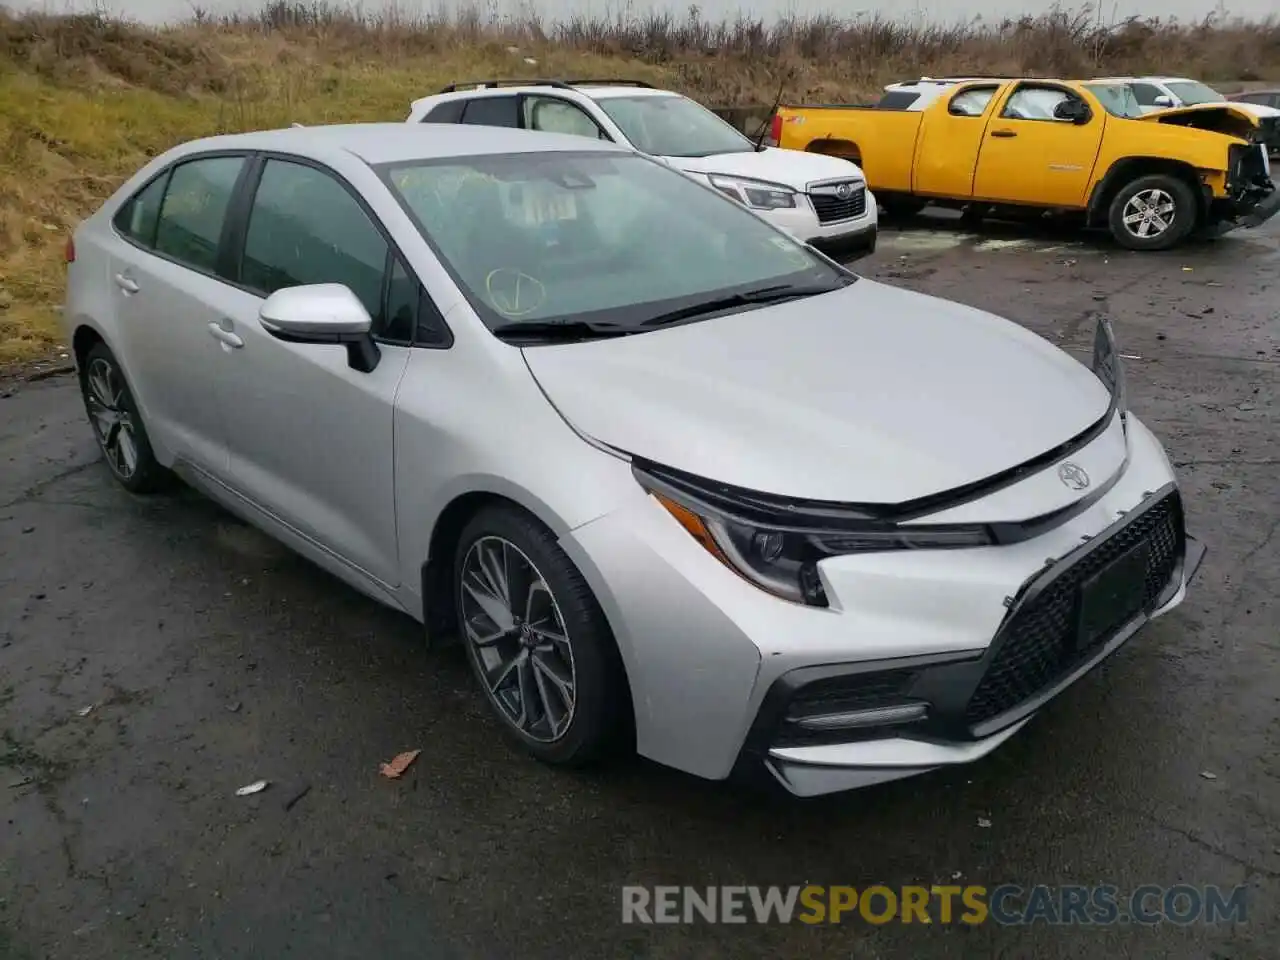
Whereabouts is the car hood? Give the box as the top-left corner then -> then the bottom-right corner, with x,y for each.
522,280 -> 1113,504
666,147 -> 866,190
1141,103 -> 1263,138
1228,101 -> 1280,117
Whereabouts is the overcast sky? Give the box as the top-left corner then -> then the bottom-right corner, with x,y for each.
4,0 -> 1268,25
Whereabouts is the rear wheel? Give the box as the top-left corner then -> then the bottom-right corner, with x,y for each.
79,342 -> 171,494
1107,174 -> 1196,251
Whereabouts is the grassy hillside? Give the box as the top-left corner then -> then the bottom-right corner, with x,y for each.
2,2 -> 1279,368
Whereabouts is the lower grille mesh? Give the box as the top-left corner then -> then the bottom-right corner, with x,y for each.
965,492 -> 1183,727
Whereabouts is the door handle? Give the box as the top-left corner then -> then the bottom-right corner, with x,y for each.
207,321 -> 244,349
990,129 -> 1017,138
114,273 -> 139,294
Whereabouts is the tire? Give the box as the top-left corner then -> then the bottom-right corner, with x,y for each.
1107,174 -> 1197,251
453,504 -> 629,767
79,342 -> 172,494
879,195 -> 927,219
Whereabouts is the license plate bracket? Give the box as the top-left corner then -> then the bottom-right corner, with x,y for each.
1076,541 -> 1151,652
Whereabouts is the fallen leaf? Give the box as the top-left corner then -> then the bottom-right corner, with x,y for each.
379,749 -> 422,779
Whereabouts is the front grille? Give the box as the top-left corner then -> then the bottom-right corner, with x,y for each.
809,185 -> 867,224
964,492 -> 1184,728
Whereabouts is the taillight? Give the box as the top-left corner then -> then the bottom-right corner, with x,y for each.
769,113 -> 782,145
64,235 -> 76,264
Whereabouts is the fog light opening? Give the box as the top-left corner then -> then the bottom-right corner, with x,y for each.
790,701 -> 930,732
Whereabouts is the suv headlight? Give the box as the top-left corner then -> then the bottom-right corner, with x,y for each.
707,174 -> 798,210
634,466 -> 993,607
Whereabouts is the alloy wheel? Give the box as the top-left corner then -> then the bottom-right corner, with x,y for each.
1121,188 -> 1176,239
84,356 -> 139,481
459,535 -> 577,743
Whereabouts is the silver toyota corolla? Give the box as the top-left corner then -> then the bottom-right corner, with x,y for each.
62,123 -> 1205,797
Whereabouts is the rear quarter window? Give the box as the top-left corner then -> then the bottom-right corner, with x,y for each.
112,171 -> 170,247
422,100 -> 465,123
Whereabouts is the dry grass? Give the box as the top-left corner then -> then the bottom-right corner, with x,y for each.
2,2 -> 1279,367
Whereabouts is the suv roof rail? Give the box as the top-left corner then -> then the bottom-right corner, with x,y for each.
900,75 -> 1009,84
561,78 -> 655,88
437,78 -> 575,93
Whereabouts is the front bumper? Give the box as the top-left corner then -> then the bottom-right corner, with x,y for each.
758,187 -> 879,261
752,494 -> 1204,797
561,413 -> 1201,796
1216,141 -> 1279,229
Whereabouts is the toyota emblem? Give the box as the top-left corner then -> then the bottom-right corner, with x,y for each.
1057,462 -> 1091,491
835,183 -> 853,200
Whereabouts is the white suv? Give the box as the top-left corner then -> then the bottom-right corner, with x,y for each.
406,79 -> 878,260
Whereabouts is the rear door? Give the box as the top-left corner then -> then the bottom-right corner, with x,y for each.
912,83 -> 1002,198
105,152 -> 250,475
971,83 -> 1105,208
210,154 -> 415,587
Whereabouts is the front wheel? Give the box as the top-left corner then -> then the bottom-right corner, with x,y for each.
453,504 -> 629,767
1107,174 -> 1197,251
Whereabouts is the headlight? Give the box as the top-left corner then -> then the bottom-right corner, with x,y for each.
1091,316 -> 1128,418
635,467 -> 994,607
707,174 -> 798,210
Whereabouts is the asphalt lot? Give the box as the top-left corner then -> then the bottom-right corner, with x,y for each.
2,212 -> 1278,959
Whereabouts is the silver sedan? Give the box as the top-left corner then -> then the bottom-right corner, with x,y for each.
61,123 -> 1204,796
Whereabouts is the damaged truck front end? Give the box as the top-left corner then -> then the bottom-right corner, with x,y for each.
1147,105 -> 1279,230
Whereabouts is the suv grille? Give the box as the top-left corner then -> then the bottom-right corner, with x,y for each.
809,185 -> 867,224
964,491 -> 1184,728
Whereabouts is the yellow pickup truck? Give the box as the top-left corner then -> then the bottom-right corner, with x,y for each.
769,77 -> 1278,250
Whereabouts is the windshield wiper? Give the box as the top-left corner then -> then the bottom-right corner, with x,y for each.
640,283 -> 846,328
490,320 -> 636,343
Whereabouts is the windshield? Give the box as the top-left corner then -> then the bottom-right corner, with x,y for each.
379,152 -> 851,338
1083,83 -> 1145,119
595,94 -> 756,158
1166,81 -> 1226,105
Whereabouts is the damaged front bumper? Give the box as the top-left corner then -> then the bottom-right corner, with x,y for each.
1213,141 -> 1279,229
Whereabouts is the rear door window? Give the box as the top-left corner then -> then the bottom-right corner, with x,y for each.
948,87 -> 998,117
152,156 -> 245,273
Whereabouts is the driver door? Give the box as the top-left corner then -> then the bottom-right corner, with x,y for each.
210,156 -> 411,587
971,83 -> 1105,208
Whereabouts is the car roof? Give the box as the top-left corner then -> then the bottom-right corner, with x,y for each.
165,122 -> 633,165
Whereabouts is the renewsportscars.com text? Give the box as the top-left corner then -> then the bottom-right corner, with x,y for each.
621,884 -> 1249,926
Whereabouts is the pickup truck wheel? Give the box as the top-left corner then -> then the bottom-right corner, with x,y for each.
1108,175 -> 1196,251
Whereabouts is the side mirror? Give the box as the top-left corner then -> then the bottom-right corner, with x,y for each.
1153,95 -> 1175,108
259,283 -> 380,373
1053,99 -> 1090,124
